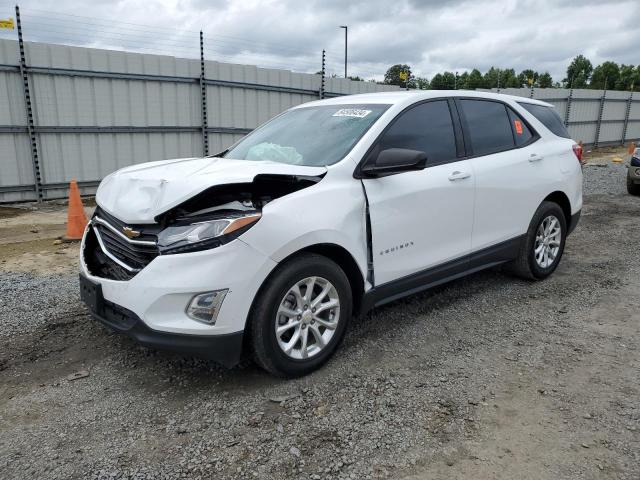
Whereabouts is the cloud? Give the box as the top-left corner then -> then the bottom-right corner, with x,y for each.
0,0 -> 637,82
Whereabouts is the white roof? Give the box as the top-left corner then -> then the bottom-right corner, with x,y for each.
297,90 -> 553,109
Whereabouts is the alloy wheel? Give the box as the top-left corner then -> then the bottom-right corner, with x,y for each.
275,276 -> 340,360
534,215 -> 561,268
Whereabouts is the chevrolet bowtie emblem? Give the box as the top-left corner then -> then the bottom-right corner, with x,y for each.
122,226 -> 141,239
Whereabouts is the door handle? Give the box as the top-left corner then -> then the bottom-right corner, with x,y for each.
529,153 -> 544,162
448,171 -> 471,181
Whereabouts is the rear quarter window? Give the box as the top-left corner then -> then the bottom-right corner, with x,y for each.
518,103 -> 571,139
506,108 -> 534,147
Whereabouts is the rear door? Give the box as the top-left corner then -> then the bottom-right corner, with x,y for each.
361,99 -> 475,285
456,98 -> 549,252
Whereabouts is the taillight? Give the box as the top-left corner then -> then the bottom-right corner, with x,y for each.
572,143 -> 583,164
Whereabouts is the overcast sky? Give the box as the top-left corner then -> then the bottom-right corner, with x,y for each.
0,0 -> 638,82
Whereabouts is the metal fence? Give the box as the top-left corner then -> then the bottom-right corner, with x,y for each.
4,21 -> 639,205
482,87 -> 640,148
0,36 -> 398,203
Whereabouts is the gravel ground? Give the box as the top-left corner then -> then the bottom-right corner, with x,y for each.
0,272 -> 79,338
582,163 -> 629,196
0,162 -> 638,480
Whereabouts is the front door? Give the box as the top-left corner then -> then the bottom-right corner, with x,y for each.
361,99 -> 475,286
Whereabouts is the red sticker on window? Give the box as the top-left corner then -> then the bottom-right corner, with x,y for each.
514,120 -> 523,135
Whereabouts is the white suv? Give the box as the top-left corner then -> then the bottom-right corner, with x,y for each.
79,91 -> 583,377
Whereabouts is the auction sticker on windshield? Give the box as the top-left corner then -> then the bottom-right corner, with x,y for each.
333,109 -> 372,118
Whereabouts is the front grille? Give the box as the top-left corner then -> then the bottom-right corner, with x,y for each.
93,223 -> 158,271
83,208 -> 160,280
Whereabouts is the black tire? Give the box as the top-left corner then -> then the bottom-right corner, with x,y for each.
627,175 -> 640,195
506,201 -> 567,280
249,253 -> 352,378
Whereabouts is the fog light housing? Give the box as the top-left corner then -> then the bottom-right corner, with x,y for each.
186,290 -> 228,324
635,168 -> 640,176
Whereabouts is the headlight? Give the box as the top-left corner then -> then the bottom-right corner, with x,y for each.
158,213 -> 261,254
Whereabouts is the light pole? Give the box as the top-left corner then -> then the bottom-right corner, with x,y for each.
339,25 -> 347,78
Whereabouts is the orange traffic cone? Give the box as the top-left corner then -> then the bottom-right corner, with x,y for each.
64,179 -> 88,241
628,142 -> 636,155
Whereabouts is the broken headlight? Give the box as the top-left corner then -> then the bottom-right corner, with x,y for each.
158,213 -> 261,254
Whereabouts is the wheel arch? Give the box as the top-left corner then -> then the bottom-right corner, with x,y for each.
242,242 -> 366,361
543,191 -> 571,224
248,243 -> 366,329
295,243 -> 365,316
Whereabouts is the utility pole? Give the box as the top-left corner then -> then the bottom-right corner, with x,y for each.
594,77 -> 607,148
16,5 -> 43,202
199,30 -> 209,156
319,49 -> 326,99
529,77 -> 534,98
339,25 -> 347,78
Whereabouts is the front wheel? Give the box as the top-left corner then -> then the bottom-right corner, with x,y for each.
249,253 -> 352,377
507,201 -> 567,280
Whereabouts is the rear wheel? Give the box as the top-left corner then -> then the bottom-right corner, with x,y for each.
627,174 -> 640,195
249,253 -> 352,377
507,201 -> 567,280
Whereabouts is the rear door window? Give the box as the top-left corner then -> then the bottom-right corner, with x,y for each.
375,100 -> 457,164
459,99 -> 515,156
518,103 -> 571,138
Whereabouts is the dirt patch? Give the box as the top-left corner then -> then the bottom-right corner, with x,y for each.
0,238 -> 80,274
0,203 -> 91,274
0,206 -> 28,219
583,144 -> 629,165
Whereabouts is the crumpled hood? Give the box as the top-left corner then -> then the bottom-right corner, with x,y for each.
96,157 -> 326,224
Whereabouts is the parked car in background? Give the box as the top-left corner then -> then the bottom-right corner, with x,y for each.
79,91 -> 583,377
628,147 -> 640,195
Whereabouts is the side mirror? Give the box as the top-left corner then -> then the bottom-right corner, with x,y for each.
361,148 -> 428,177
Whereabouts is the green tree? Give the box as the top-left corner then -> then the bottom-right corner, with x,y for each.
615,64 -> 637,91
457,71 -> 469,90
590,61 -> 619,90
466,69 -> 485,89
564,55 -> 592,88
430,71 -> 456,89
518,69 -> 539,87
538,72 -> 553,88
484,67 -> 501,88
347,75 -> 364,82
413,76 -> 430,90
384,64 -> 412,87
499,68 -> 520,88
429,73 -> 445,89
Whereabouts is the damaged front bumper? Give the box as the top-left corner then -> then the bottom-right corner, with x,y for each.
79,227 -> 277,365
79,158 -> 325,364
80,274 -> 244,367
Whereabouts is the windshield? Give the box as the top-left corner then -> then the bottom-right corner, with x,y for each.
223,104 -> 390,166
